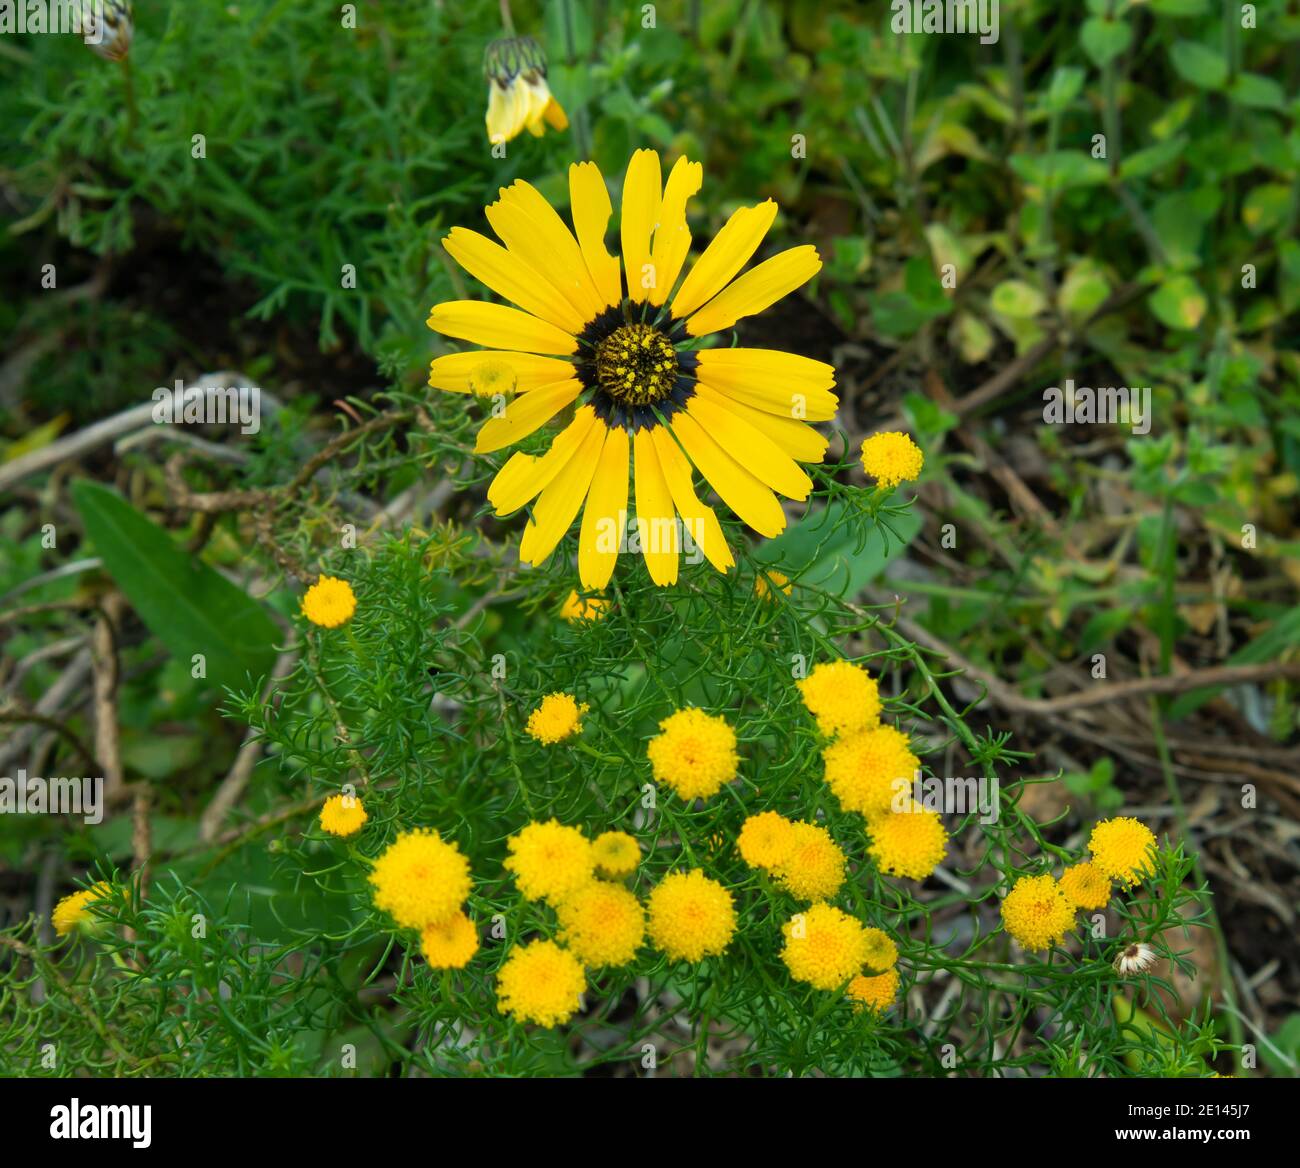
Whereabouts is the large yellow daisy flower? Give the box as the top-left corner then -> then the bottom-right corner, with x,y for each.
427,150 -> 837,588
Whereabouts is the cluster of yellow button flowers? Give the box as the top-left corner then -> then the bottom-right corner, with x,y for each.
1000,817 -> 1159,952
736,811 -> 901,1013
367,828 -> 479,970
495,819 -> 738,1027
799,660 -> 948,882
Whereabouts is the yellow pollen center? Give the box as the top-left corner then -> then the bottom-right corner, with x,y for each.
594,323 -> 677,406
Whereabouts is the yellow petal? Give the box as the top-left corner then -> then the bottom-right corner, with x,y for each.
487,181 -> 605,323
633,428 -> 680,585
523,77 -> 552,130
694,348 -> 838,419
519,419 -> 607,567
648,157 -> 703,307
692,382 -> 828,463
684,392 -> 811,500
442,229 -> 586,334
544,96 -> 568,131
569,161 -> 622,308
670,200 -> 777,320
620,149 -> 662,305
428,350 -> 575,394
649,426 -> 735,572
485,81 -> 512,144
685,245 -> 821,337
427,301 -> 577,355
474,379 -> 581,454
578,425 -> 630,589
489,407 -> 598,515
668,411 -> 788,538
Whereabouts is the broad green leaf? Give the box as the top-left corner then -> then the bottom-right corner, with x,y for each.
1169,41 -> 1228,89
1242,183 -> 1294,236
1148,276 -> 1207,331
1119,135 -> 1188,180
1009,150 -> 1109,195
1230,73 -> 1286,110
72,481 -> 280,697
1081,18 -> 1132,68
991,279 -> 1047,318
759,503 -> 922,601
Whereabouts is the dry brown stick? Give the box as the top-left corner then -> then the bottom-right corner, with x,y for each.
871,598 -> 1300,716
90,593 -> 125,802
925,368 -> 1061,536
198,650 -> 299,842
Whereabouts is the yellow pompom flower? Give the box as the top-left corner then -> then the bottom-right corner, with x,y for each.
420,910 -> 479,969
319,793 -> 367,837
301,574 -> 356,628
780,903 -> 870,991
848,968 -> 900,1015
821,724 -> 918,818
797,660 -> 882,737
556,882 -> 645,967
1059,861 -> 1112,910
736,810 -> 797,871
646,870 -> 736,962
496,939 -> 586,1029
754,569 -> 792,601
504,819 -> 595,903
646,707 -> 739,801
1088,817 -> 1158,886
772,821 -> 846,901
426,150 -> 836,588
51,882 -> 116,936
559,590 -> 609,623
866,801 -> 948,881
368,828 -> 472,930
860,431 -> 923,488
861,927 -> 899,974
1000,873 -> 1077,951
592,830 -> 640,878
525,692 -> 588,744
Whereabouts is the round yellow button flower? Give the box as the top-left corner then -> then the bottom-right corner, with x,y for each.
780,903 -> 870,991
556,882 -> 645,967
866,801 -> 948,881
848,967 -> 900,1015
860,431 -> 923,488
797,660 -> 882,737
861,927 -> 899,974
592,830 -> 640,878
525,692 -> 588,745
773,821 -> 846,901
821,724 -> 918,818
368,828 -> 472,930
646,870 -> 736,962
420,910 -> 479,969
1059,861 -> 1112,910
646,707 -> 739,801
496,939 -> 587,1029
52,881 -> 116,936
559,589 -> 609,623
504,819 -> 595,903
1088,817 -> 1158,886
736,810 -> 797,871
754,569 -> 792,602
301,574 -> 356,628
319,793 -> 367,837
1000,873 -> 1077,952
